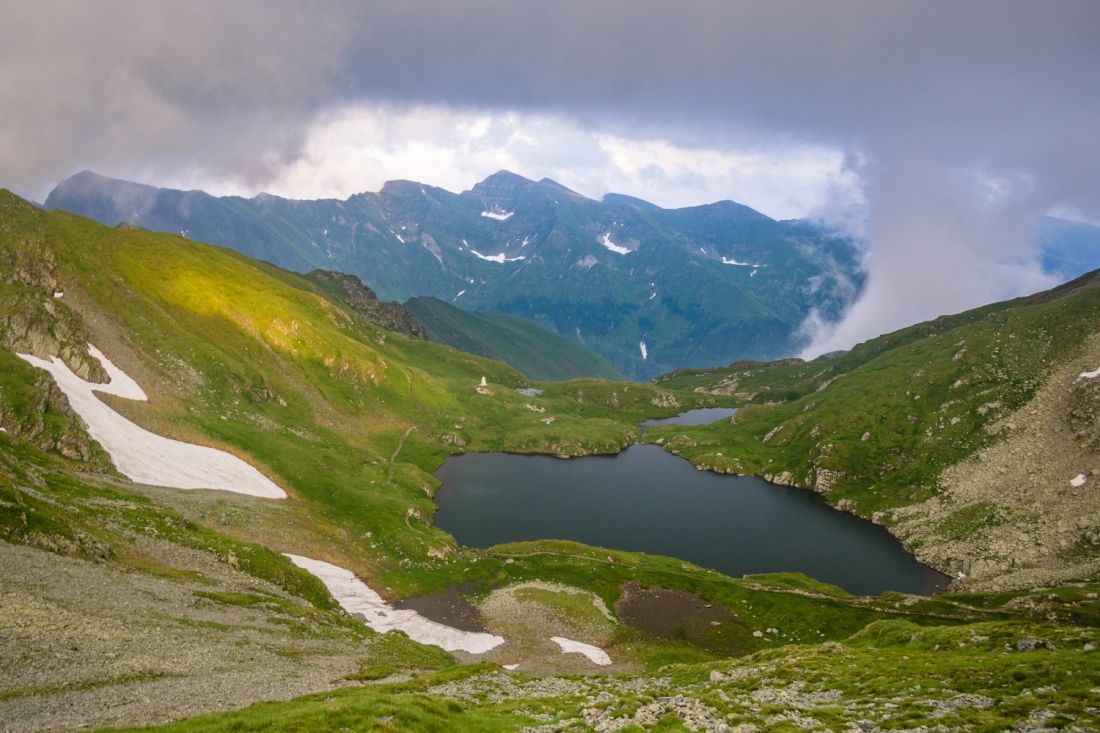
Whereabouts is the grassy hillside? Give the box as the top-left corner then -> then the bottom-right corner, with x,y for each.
2,190 -> 1097,730
405,296 -> 621,380
651,270 -> 1100,587
0,190 -> 708,595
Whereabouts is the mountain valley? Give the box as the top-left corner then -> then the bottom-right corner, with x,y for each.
1,190 -> 1097,730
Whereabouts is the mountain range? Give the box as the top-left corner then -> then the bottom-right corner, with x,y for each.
45,170 -> 868,379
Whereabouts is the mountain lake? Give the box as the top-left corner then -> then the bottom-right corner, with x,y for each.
433,408 -> 949,596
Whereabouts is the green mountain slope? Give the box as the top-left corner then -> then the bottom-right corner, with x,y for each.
44,170 -> 864,379
652,270 -> 1100,589
2,190 -> 1097,730
405,296 -> 621,380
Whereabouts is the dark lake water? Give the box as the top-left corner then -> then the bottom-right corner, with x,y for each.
640,407 -> 738,427
433,409 -> 949,596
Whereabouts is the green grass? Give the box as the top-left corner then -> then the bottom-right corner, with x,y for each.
3,191 -> 1099,732
406,296 -> 622,380
648,269 -> 1100,526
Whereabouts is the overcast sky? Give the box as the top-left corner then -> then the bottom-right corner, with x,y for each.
3,0 -> 1098,352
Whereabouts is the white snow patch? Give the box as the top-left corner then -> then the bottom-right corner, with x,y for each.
750,268 -> 758,277
1071,474 -> 1088,488
454,289 -> 466,300
286,554 -> 504,654
598,232 -> 631,255
648,292 -> 657,301
549,636 -> 611,666
17,345 -> 286,498
1076,367 -> 1100,382
461,239 -> 469,248
721,256 -> 750,266
469,249 -> 525,263
639,341 -> 648,360
521,236 -> 530,247
52,290 -> 64,298
481,210 -> 514,221
394,232 -> 405,243
502,663 -> 520,671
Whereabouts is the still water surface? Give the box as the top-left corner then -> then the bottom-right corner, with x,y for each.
433,409 -> 948,595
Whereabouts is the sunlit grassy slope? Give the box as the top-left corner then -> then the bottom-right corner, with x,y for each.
0,190 -> 711,595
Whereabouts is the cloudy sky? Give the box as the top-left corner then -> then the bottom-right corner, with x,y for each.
3,0 -> 1098,353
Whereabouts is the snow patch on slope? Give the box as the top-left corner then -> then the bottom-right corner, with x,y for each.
1076,367 -> 1100,382
639,341 -> 648,360
599,232 -> 631,255
481,210 -> 514,221
17,345 -> 286,499
1071,473 -> 1088,488
550,636 -> 611,666
286,554 -> 504,654
469,249 -> 526,263
721,256 -> 750,266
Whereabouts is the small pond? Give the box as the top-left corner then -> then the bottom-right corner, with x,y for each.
433,409 -> 948,596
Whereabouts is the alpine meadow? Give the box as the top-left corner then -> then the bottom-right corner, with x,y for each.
2,2 -> 1099,731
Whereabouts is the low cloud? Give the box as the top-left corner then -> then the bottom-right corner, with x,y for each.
3,1 -> 1098,348
242,103 -> 848,217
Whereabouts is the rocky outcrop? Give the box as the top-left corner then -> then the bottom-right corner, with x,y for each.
0,370 -> 109,467
0,195 -> 107,381
0,291 -> 108,382
306,270 -> 426,339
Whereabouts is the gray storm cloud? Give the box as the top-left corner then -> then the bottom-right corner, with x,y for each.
3,0 -> 1099,349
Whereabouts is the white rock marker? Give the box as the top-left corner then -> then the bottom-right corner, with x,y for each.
17,344 -> 286,499
286,554 -> 504,654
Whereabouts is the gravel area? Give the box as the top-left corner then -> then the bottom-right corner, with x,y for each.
0,542 -> 367,732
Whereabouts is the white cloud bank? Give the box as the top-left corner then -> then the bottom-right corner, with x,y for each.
215,104 -> 851,220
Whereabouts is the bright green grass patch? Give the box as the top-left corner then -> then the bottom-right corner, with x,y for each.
936,501 -> 1007,541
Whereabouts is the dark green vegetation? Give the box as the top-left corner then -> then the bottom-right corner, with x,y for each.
652,270 -> 1100,520
45,169 -> 864,379
405,296 -> 621,380
1,190 -> 1097,730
